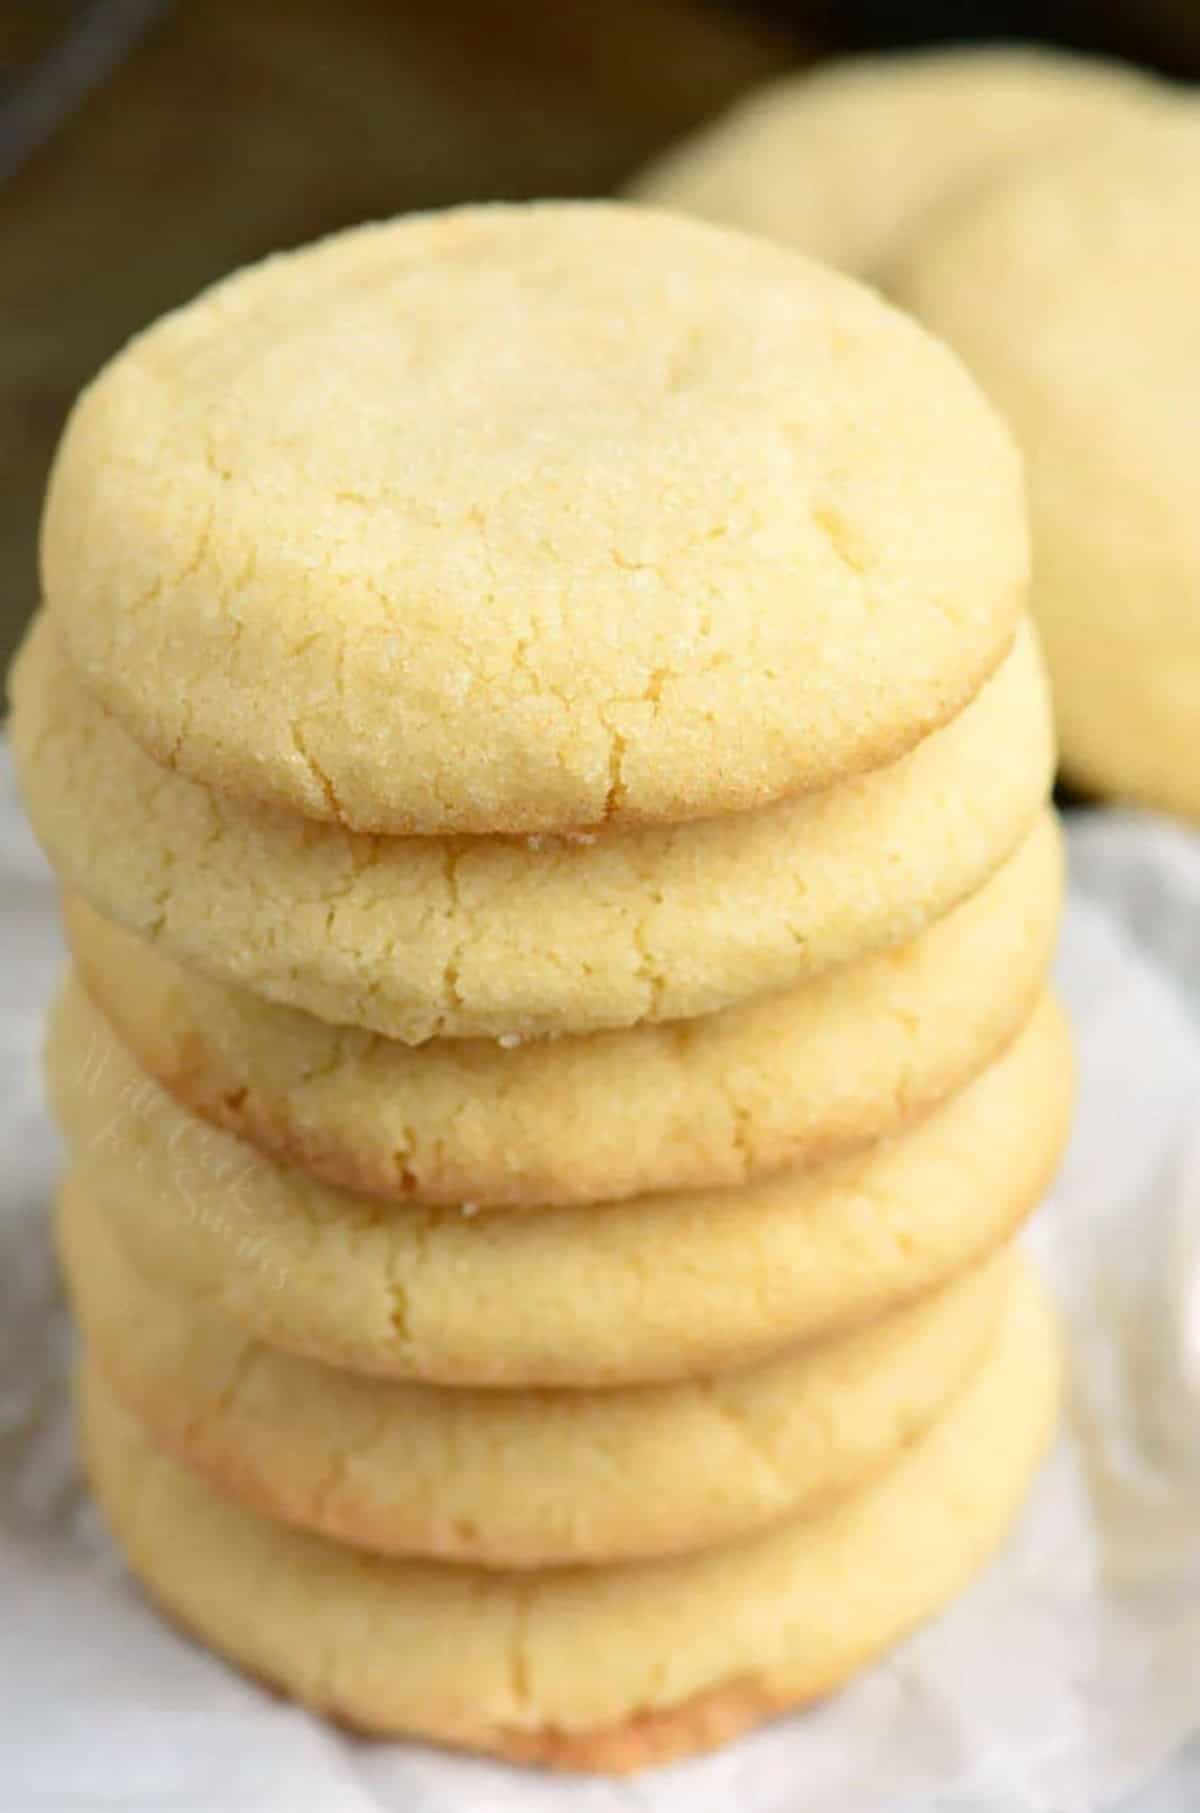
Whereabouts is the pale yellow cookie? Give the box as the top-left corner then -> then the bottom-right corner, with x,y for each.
13,616 -> 1053,1041
80,1268 -> 1060,1772
47,980 -> 1071,1386
41,202 -> 1028,835
62,1176 -> 1015,1567
633,46 -> 1162,283
64,810 -> 1061,1207
895,116 -> 1200,820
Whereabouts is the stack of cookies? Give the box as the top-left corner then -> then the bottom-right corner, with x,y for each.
10,204 -> 1070,1773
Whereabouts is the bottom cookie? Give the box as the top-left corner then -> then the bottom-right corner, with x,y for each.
81,1268 -> 1060,1774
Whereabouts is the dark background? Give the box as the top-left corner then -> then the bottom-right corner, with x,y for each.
3,0 -> 1198,675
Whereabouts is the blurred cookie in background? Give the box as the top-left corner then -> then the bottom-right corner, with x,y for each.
894,114 -> 1200,821
630,44 -> 1164,282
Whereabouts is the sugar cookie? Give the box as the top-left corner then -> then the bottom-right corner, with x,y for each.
634,46 -> 1161,283
13,616 -> 1053,1041
43,202 -> 1026,833
64,812 -> 1060,1206
80,1269 -> 1060,1772
895,116 -> 1200,819
48,980 -> 1070,1386
63,1176 -> 1015,1566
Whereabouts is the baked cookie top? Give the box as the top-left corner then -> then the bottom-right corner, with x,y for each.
42,201 -> 1026,833
894,115 -> 1200,817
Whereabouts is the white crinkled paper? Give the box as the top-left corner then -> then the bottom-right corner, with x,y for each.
1,744 -> 1199,1813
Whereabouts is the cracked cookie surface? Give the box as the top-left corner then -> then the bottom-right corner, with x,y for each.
12,617 -> 1053,1041
64,812 -> 1061,1206
47,981 -> 1071,1387
40,202 -> 1027,834
61,1180 -> 1015,1567
79,1269 -> 1060,1771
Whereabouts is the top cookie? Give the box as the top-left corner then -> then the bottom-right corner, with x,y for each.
894,115 -> 1200,819
42,201 -> 1026,834
632,47 -> 1162,286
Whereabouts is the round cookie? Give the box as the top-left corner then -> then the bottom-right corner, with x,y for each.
80,1271 -> 1061,1772
632,46 -> 1163,284
64,811 -> 1062,1206
61,1176 -> 1015,1567
48,979 -> 1071,1386
41,202 -> 1028,836
12,617 -> 1054,1041
894,117 -> 1200,821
